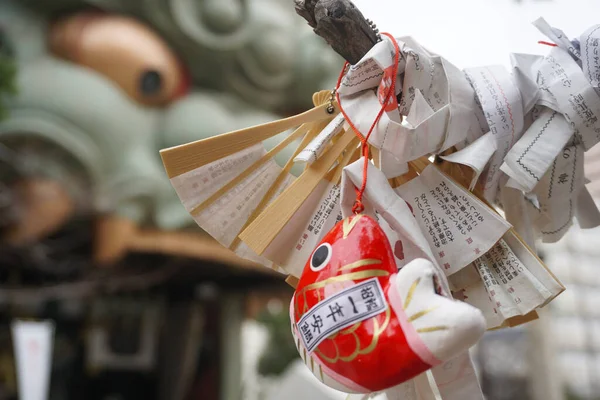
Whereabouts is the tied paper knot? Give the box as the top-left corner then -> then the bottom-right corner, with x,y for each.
335,35 -> 481,179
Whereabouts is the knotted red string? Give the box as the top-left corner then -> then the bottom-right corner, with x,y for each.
335,32 -> 401,214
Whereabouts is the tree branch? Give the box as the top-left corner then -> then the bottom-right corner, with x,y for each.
295,0 -> 379,65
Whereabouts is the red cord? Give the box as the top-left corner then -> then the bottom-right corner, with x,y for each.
335,32 -> 401,214
538,40 -> 558,47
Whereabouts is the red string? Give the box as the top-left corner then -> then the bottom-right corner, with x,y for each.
538,40 -> 558,47
335,32 -> 401,214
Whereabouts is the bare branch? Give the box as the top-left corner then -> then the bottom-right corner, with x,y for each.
295,0 -> 379,64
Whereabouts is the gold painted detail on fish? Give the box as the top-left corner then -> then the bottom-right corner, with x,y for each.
338,258 -> 382,271
343,215 -> 363,238
408,306 -> 438,323
416,326 -> 449,333
315,306 -> 391,364
404,277 -> 421,309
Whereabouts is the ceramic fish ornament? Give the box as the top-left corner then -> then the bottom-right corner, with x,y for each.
290,214 -> 486,393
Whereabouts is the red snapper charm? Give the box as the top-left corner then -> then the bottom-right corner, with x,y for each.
290,214 -> 485,394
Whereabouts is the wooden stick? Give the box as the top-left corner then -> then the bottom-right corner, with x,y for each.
239,129 -> 356,255
228,120 -> 328,251
190,122 -> 314,216
330,137 -> 361,184
285,275 -> 300,289
160,103 -> 337,178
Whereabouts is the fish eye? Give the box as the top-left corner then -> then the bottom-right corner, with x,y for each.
310,243 -> 332,272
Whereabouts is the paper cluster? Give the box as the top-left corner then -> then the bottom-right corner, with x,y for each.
336,19 -> 600,245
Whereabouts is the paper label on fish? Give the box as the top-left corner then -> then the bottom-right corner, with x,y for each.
297,278 -> 387,352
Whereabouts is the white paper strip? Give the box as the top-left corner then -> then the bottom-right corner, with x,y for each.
455,279 -> 503,328
294,114 -> 345,164
576,186 -> 600,229
515,47 -> 600,151
395,165 -> 511,275
415,373 -> 439,400
463,65 -> 525,202
581,25 -> 600,94
431,352 -> 484,400
383,374 -> 441,400
171,143 -> 265,212
501,107 -> 573,193
503,232 -> 563,304
533,17 -> 581,61
197,160 -> 282,247
380,149 -> 409,179
383,91 -> 450,162
510,53 -> 541,116
384,380 -> 418,400
459,232 -> 562,328
336,36 -> 477,177
440,132 -> 497,190
449,264 -> 481,292
522,193 -> 551,235
12,320 -> 55,400
399,37 -> 445,114
511,53 -> 558,112
474,239 -> 550,318
442,58 -> 483,152
534,144 -> 585,243
500,186 -> 537,252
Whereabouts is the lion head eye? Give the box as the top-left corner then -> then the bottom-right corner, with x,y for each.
310,243 -> 332,272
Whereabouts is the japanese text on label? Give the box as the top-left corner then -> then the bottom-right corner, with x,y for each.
297,278 -> 387,352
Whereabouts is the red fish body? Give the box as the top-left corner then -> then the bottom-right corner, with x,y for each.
291,214 -> 434,393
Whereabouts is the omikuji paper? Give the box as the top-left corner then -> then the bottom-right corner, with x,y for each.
474,239 -> 550,319
440,132 -> 497,190
459,232 -> 562,328
171,143 -> 266,213
295,113 -> 345,164
341,159 -> 443,280
515,47 -> 600,151
501,107 -> 573,193
265,180 -> 342,277
534,17 -> 581,61
336,36 -> 479,177
448,264 -> 481,292
534,144 -> 585,242
581,25 -> 600,95
198,160 -> 282,247
431,352 -> 484,400
463,66 -> 525,202
395,165 -> 511,275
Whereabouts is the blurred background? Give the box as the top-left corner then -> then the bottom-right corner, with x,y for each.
0,0 -> 598,399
